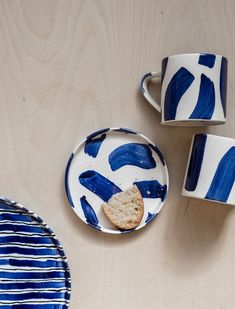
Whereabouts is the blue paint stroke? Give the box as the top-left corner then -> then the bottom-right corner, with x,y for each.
0,235 -> 58,245
205,147 -> 235,202
0,224 -> 48,234
0,292 -> 70,301
198,54 -> 216,68
189,74 -> 215,119
164,67 -> 195,121
185,134 -> 207,191
134,180 -> 167,202
0,271 -> 68,280
86,128 -> 109,142
145,212 -> 157,224
0,280 -> 71,290
148,144 -> 165,166
65,153 -> 75,208
84,133 -> 106,158
109,143 -> 156,171
0,246 -> 62,256
113,128 -> 137,134
140,72 -> 152,94
0,258 -> 68,269
0,213 -> 33,222
220,57 -> 228,117
10,305 -> 68,309
80,196 -> 100,229
79,171 -> 121,202
161,57 -> 168,85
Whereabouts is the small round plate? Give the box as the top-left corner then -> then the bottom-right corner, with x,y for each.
65,128 -> 169,234
0,197 -> 71,307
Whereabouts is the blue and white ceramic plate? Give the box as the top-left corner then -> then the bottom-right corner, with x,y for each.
0,197 -> 71,308
65,128 -> 169,234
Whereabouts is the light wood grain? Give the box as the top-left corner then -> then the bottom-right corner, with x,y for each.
0,0 -> 235,308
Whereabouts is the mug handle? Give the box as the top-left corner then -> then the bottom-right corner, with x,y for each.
140,72 -> 162,113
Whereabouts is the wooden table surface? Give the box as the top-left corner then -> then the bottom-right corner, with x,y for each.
0,1 -> 235,308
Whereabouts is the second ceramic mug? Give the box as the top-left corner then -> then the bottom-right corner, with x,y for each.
140,53 -> 228,126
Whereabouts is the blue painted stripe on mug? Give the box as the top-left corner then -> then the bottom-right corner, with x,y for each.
109,143 -> 156,171
220,57 -> 228,117
205,147 -> 235,202
164,67 -> 195,121
134,180 -> 167,202
185,134 -> 207,191
79,170 -> 121,202
0,271 -> 68,280
161,57 -> 168,85
64,153 -> 75,208
84,134 -> 106,158
0,292 -> 70,301
198,54 -> 216,68
80,196 -> 100,229
0,280 -> 71,290
189,74 -> 215,119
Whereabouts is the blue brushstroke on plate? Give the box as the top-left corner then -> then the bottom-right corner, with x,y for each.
109,143 -> 156,171
65,153 -> 75,208
134,180 -> 167,202
0,246 -> 62,256
140,72 -> 152,94
0,280 -> 71,290
220,57 -> 228,117
0,200 -> 71,307
79,171 -> 122,202
0,258 -> 68,269
164,67 -> 195,121
0,270 -> 68,280
205,146 -> 235,202
189,74 -> 215,119
185,134 -> 207,191
198,54 -> 216,68
148,144 -> 165,166
84,133 -> 106,158
0,235 -> 59,245
4,305 -> 68,309
0,223 -> 48,234
0,292 -> 70,301
80,196 -> 100,229
86,128 -> 109,142
145,212 -> 157,224
113,128 -> 137,134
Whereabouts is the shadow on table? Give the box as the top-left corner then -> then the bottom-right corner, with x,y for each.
164,196 -> 233,274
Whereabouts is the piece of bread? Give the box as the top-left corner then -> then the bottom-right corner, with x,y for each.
102,185 -> 144,230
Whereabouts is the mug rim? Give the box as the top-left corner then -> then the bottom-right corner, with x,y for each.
193,133 -> 235,143
162,53 -> 228,62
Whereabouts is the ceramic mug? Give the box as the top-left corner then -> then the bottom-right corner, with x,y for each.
140,53 -> 228,126
182,134 -> 235,206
